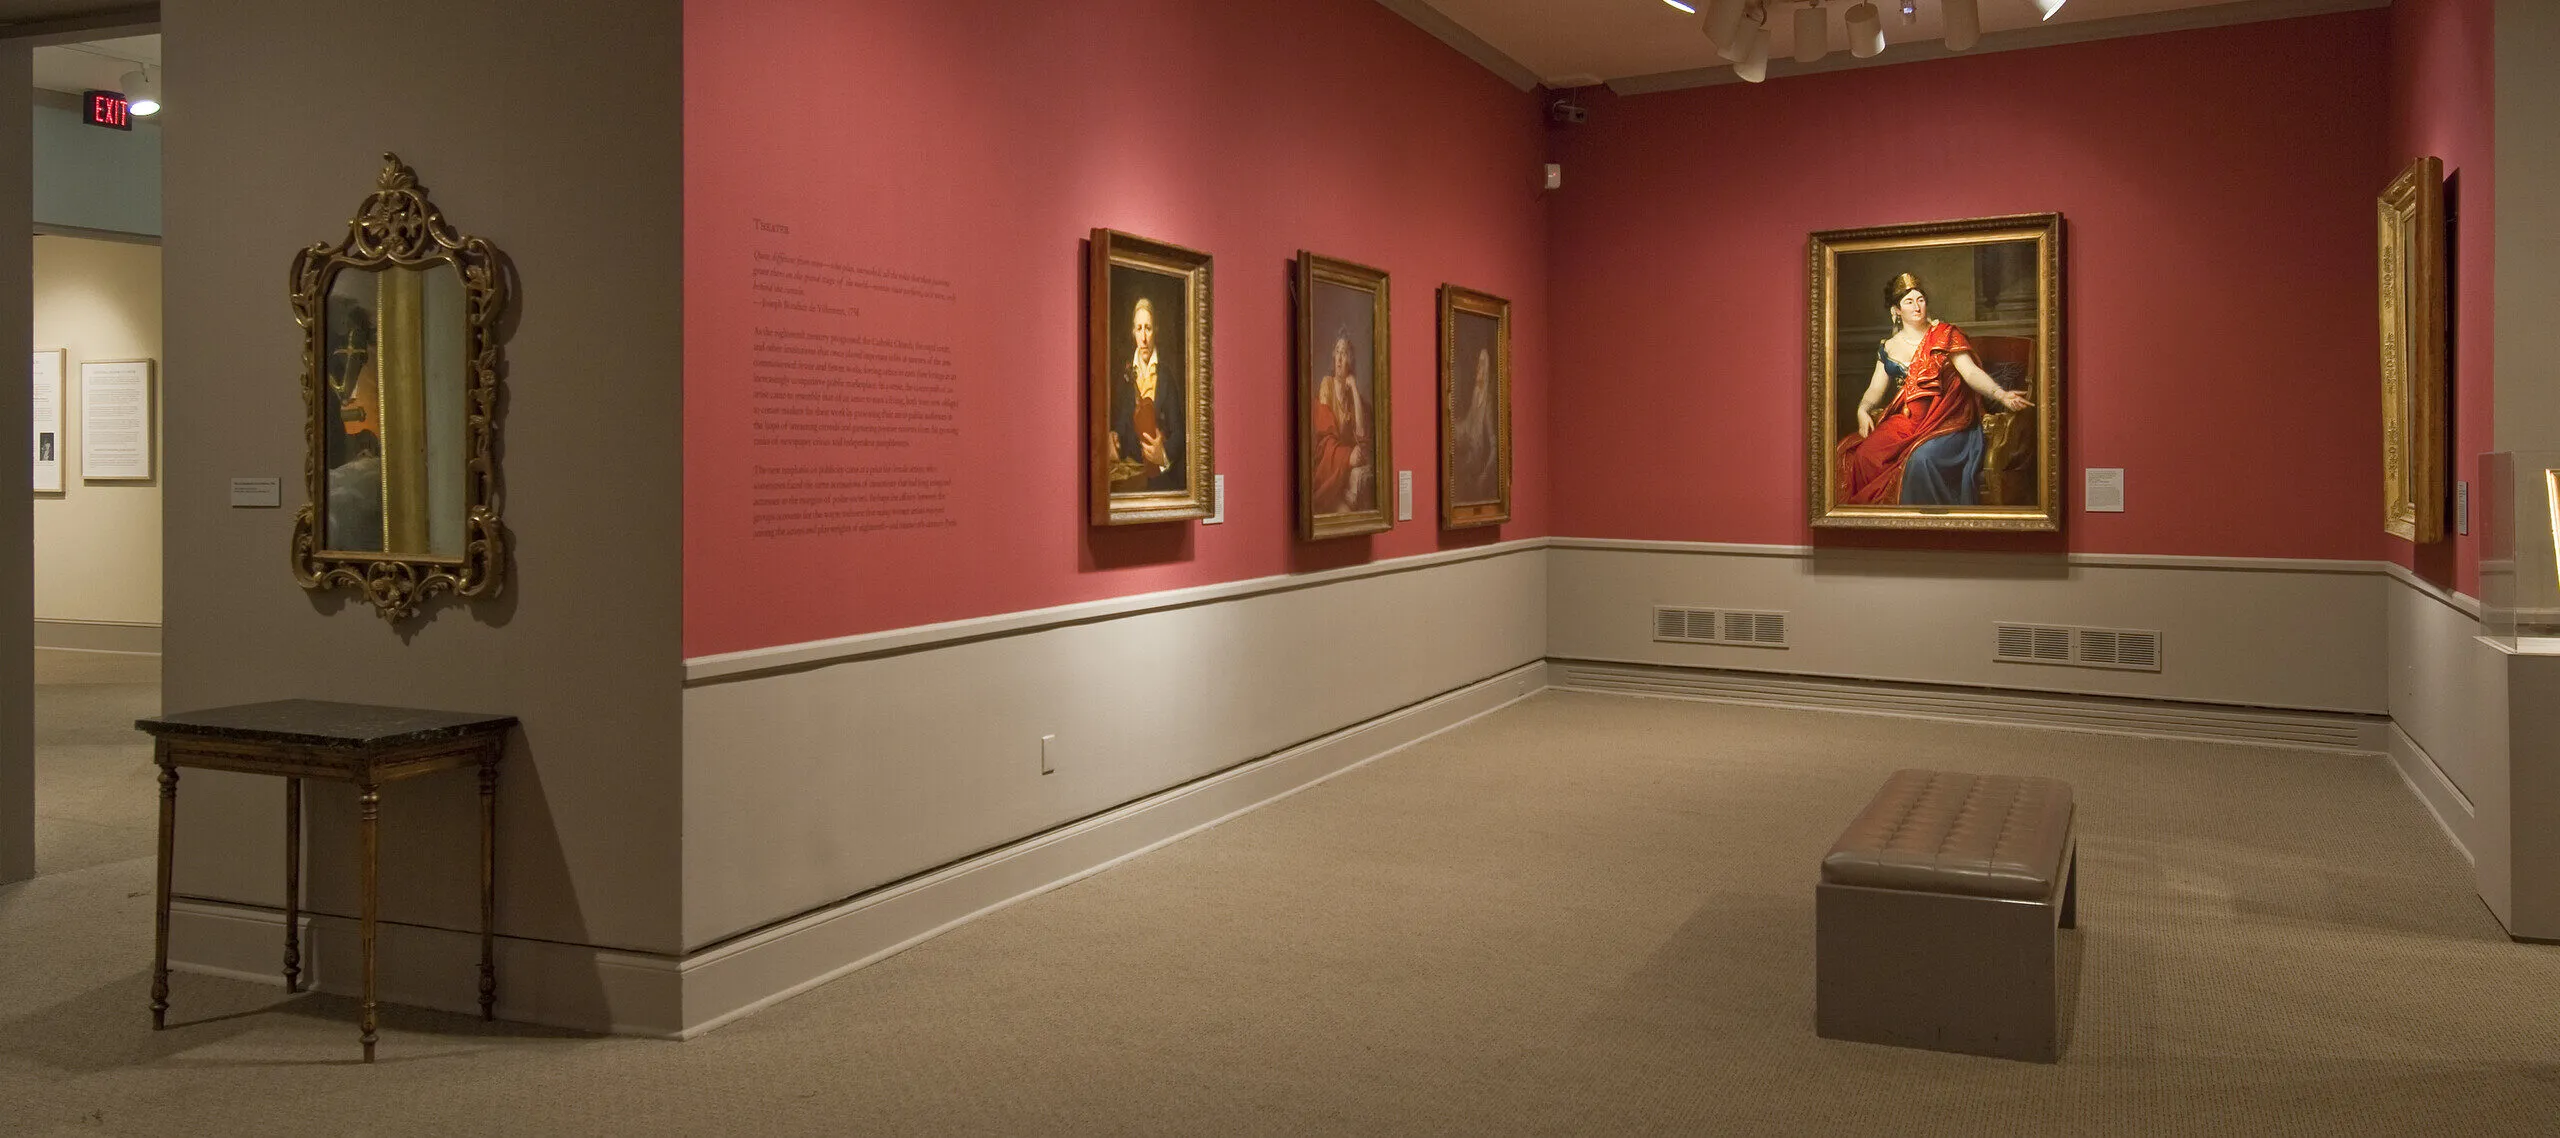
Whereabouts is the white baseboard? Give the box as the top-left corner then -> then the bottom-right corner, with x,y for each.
2385,722 -> 2477,866
1551,659 -> 2389,753
32,618 -> 160,654
170,660 -> 1550,1039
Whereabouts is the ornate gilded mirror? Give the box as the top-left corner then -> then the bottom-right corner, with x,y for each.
290,154 -> 508,621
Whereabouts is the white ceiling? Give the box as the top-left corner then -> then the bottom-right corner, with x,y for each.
30,33 -> 155,96
1409,0 -> 2380,89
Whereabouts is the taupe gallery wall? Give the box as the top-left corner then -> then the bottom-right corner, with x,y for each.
159,0 -> 687,975
2494,0 -> 2559,449
3,48 -> 33,886
32,236 -> 163,638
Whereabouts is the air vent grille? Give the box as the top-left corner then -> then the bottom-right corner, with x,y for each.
1653,606 -> 1788,649
1995,623 -> 2162,672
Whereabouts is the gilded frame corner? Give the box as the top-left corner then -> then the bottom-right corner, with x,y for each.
289,152 -> 510,623
1438,285 -> 1512,530
2379,156 -> 2447,544
1296,252 -> 1394,541
1805,212 -> 2065,533
1088,228 -> 1216,526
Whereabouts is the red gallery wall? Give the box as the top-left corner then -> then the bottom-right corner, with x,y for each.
1547,12 -> 2391,563
2386,0 -> 2493,598
685,0 -> 1552,658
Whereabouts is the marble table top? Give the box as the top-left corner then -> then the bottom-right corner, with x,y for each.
136,699 -> 517,750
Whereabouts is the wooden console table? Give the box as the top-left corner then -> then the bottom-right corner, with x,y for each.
135,700 -> 516,1062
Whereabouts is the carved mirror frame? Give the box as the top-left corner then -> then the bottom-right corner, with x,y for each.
289,153 -> 509,622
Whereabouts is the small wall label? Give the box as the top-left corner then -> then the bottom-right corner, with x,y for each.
228,477 -> 281,508
2085,468 -> 2125,513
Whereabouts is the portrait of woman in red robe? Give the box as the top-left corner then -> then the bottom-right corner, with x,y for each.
1836,272 -> 2033,506
1308,332 -> 1375,515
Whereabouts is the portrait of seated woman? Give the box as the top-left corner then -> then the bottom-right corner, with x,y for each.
1834,272 -> 2033,507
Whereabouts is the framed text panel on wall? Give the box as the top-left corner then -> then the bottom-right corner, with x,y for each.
79,358 -> 155,482
32,349 -> 65,492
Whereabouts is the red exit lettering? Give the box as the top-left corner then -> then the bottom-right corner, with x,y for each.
82,90 -> 131,131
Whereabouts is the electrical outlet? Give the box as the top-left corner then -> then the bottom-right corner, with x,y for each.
1040,734 -> 1057,775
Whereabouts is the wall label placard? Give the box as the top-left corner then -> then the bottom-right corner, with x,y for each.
229,477 -> 282,508
2085,467 -> 2125,513
79,358 -> 154,481
32,348 -> 64,492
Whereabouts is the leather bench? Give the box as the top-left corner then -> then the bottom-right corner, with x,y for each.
1816,768 -> 2079,1062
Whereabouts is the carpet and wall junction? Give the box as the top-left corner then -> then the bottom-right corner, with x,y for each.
4,681 -> 2555,1134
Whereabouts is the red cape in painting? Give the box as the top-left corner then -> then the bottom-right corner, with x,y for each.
1836,321 -> 1981,506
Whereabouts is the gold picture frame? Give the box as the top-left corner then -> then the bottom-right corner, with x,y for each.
289,153 -> 509,622
2379,156 -> 2447,544
1089,228 -> 1214,525
1807,213 -> 2064,532
1438,285 -> 1511,529
1296,252 -> 1393,540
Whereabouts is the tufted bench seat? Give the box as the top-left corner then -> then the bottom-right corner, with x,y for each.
1816,768 -> 2079,1062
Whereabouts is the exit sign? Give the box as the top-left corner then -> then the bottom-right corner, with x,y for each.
82,90 -> 131,130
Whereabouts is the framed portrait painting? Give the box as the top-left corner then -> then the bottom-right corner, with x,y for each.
1439,285 -> 1510,529
1807,213 -> 2064,531
2378,156 -> 2447,544
1297,252 -> 1392,540
1089,228 -> 1214,525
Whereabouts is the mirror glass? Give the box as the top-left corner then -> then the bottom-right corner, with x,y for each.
320,262 -> 470,557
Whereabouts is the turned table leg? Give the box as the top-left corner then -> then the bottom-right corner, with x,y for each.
359,782 -> 380,1063
283,777 -> 303,992
478,755 -> 498,1021
150,753 -> 177,1030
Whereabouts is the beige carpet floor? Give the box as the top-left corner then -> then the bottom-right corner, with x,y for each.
5,684 -> 2558,1135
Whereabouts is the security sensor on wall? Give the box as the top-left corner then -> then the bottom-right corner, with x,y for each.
1543,163 -> 1563,191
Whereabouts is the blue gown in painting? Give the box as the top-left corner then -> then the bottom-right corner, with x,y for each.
1874,343 -> 1984,506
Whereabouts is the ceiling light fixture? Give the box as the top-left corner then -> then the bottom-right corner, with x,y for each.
121,66 -> 159,116
1716,1 -> 1767,64
2031,0 -> 2068,18
1845,2 -> 1886,58
1735,20 -> 1772,82
1793,2 -> 1828,64
1943,0 -> 1981,51
1704,0 -> 1753,56
1900,1 -> 1919,25
1663,0 -> 1698,13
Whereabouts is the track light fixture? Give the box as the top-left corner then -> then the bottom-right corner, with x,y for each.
121,66 -> 159,116
1793,2 -> 1828,64
1703,0 -> 1752,52
1735,22 -> 1771,82
1845,2 -> 1885,58
1943,0 -> 1981,51
2031,0 -> 2068,18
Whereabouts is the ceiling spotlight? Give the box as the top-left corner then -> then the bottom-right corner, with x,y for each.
2031,0 -> 2068,18
1845,2 -> 1886,57
121,66 -> 159,116
1704,0 -> 1753,55
1663,0 -> 1698,13
1717,2 -> 1768,63
1943,0 -> 1981,51
1900,1 -> 1919,25
1793,2 -> 1828,64
1735,22 -> 1772,82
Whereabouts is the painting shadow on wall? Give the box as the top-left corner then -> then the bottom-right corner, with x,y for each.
1290,534 -> 1373,575
1804,537 -> 2068,580
1082,523 -> 1194,571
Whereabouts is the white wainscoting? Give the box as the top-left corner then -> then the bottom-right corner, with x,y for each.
2383,566 -> 2496,864
175,539 -> 2525,1034
1548,539 -> 2391,715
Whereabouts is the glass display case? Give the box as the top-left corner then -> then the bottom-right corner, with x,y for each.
2477,451 -> 2560,650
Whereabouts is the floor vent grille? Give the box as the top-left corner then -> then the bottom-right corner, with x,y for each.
1653,606 -> 1788,649
1996,623 -> 2162,672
